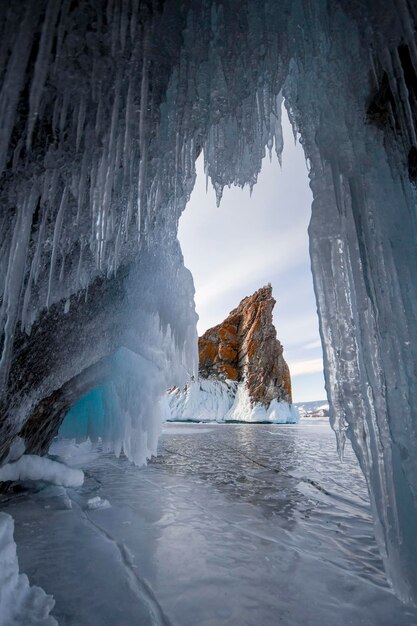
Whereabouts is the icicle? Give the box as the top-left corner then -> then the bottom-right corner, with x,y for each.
0,4 -> 39,174
130,0 -> 139,42
59,254 -> 66,283
75,241 -> 84,290
46,187 -> 67,308
119,0 -> 128,52
75,96 -> 86,152
21,205 -> 47,333
137,33 -> 150,236
76,151 -> 88,225
26,0 -> 61,151
59,89 -> 70,140
52,0 -> 71,77
0,187 -> 39,390
274,93 -> 284,165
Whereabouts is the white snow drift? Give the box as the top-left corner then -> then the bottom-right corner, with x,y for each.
0,455 -> 84,488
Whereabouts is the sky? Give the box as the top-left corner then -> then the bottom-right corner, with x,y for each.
178,110 -> 326,403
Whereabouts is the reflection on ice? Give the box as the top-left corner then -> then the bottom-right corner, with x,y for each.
2,423 -> 417,625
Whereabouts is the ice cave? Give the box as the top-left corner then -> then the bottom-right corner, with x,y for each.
1,0 -> 417,623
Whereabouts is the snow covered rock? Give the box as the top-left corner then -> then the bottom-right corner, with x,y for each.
199,285 -> 292,404
167,286 -> 298,424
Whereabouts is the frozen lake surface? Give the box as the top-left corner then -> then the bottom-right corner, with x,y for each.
2,421 -> 417,625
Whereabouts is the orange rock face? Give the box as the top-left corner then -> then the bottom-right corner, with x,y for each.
198,285 -> 292,404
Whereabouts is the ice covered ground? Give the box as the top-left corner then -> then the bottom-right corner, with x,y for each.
1,422 -> 417,626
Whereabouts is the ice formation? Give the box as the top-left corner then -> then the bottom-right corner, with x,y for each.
225,384 -> 299,424
0,0 -> 417,603
0,513 -> 57,626
0,455 -> 84,488
167,379 -> 299,424
57,347 -> 179,466
48,438 -> 99,468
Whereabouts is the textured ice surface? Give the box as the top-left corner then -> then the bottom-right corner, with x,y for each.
2,425 -> 417,626
0,513 -> 56,626
167,379 -> 299,423
1,0 -> 417,601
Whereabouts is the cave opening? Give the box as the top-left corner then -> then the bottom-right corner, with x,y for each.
57,104 -> 325,451
179,105 -> 325,406
1,1 -> 417,622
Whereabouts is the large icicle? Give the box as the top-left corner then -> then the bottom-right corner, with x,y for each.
284,0 -> 417,602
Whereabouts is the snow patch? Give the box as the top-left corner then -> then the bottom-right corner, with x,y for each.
0,513 -> 57,626
86,496 -> 111,511
0,455 -> 84,488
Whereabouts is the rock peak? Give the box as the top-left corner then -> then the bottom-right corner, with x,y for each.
198,285 -> 292,404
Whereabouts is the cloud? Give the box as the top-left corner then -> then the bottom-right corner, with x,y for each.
303,339 -> 322,350
194,225 -> 307,309
289,358 -> 324,377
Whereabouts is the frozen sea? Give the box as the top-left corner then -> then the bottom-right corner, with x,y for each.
2,421 -> 417,626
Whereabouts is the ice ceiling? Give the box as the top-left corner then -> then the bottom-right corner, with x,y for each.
1,0 -> 417,604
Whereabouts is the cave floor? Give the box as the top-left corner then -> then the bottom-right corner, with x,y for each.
2,422 -> 417,626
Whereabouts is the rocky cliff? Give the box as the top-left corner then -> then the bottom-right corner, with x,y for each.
198,285 -> 292,405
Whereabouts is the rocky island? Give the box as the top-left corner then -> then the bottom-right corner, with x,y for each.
167,285 -> 299,423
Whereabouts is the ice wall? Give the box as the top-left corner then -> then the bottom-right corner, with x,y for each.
284,2 -> 417,602
0,0 -> 200,463
1,0 -> 417,603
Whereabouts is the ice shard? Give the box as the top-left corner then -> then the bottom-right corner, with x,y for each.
1,0 -> 417,603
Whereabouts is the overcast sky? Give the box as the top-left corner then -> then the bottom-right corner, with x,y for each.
178,110 -> 326,402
